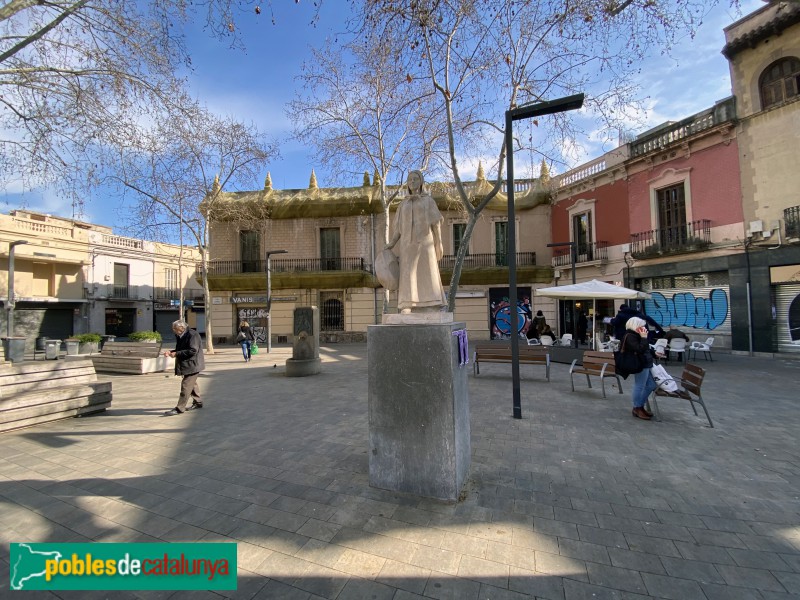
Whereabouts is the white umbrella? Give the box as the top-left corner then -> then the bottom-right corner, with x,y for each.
534,280 -> 651,349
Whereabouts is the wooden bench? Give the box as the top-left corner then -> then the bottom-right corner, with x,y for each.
569,350 -> 623,398
90,341 -> 173,374
651,363 -> 713,427
0,359 -> 112,433
473,342 -> 550,381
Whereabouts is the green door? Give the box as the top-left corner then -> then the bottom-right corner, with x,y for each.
495,221 -> 508,266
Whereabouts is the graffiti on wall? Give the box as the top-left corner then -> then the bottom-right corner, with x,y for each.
790,294 -> 800,344
489,287 -> 532,339
644,288 -> 729,330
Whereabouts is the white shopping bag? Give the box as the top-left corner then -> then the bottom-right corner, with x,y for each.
651,364 -> 678,393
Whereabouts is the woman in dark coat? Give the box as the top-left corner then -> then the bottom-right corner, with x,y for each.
237,320 -> 255,362
620,316 -> 657,420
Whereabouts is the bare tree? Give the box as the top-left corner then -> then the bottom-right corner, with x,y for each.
288,29 -> 446,309
0,0 -> 306,210
107,102 -> 278,353
355,0 -> 739,311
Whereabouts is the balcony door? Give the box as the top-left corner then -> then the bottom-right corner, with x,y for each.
240,230 -> 260,273
572,211 -> 593,261
113,263 -> 129,298
494,221 -> 508,266
657,184 -> 687,249
320,227 -> 341,271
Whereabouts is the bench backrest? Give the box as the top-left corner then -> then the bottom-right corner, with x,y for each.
474,343 -> 548,361
581,351 -> 616,375
681,363 -> 705,395
0,359 -> 99,398
101,341 -> 163,358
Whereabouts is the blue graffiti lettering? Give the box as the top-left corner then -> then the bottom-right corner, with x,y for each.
644,288 -> 729,330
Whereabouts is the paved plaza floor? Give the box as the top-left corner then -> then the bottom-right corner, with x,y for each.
1,343 -> 799,599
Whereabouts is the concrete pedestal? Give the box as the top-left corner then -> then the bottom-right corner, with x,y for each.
368,322 -> 470,501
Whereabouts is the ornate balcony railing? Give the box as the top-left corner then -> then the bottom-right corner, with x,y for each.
630,220 -> 712,258
439,252 -> 536,269
551,241 -> 608,267
785,206 -> 800,239
629,97 -> 735,158
200,257 -> 368,276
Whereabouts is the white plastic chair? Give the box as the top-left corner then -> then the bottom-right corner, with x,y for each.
689,337 -> 715,361
540,335 -> 554,346
594,334 -> 613,352
651,338 -> 668,355
526,337 -> 541,346
558,333 -> 573,346
667,338 -> 687,362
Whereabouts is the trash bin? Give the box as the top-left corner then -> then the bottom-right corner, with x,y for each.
45,338 -> 61,360
2,337 -> 26,363
65,339 -> 80,356
100,335 -> 116,349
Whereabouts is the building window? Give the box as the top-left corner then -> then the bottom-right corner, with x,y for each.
113,263 -> 129,298
494,221 -> 508,266
240,230 -> 260,272
760,57 -> 800,110
572,211 -> 593,261
320,227 -> 341,270
657,183 -> 687,249
452,222 -> 469,256
320,290 -> 344,331
165,268 -> 178,292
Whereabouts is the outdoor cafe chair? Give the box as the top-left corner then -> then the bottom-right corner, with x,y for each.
689,337 -> 715,361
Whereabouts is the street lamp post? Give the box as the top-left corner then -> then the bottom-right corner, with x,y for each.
6,240 -> 29,338
547,241 -> 578,348
623,251 -> 635,289
265,249 -> 287,353
506,93 -> 584,419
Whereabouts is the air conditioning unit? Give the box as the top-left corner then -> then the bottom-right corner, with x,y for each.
749,220 -> 764,235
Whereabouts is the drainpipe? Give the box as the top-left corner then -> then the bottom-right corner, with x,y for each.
371,213 -> 378,324
744,239 -> 754,356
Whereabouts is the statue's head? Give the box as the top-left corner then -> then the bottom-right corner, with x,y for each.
407,170 -> 424,194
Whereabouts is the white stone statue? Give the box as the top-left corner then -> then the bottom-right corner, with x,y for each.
386,170 -> 447,314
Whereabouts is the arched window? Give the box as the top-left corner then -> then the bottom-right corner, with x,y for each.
759,57 -> 800,110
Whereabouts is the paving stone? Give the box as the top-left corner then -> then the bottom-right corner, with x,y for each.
640,572 -> 707,600
375,558 -> 430,595
508,565 -> 566,600
699,582 -> 762,600
562,577 -> 624,600
534,551 -> 588,582
423,574 -> 482,600
687,528 -> 749,549
623,533 -> 682,558
558,537 -> 611,565
774,571 -> 800,595
659,555 -> 725,584
585,562 -> 647,595
715,563 -> 786,592
607,548 -> 667,575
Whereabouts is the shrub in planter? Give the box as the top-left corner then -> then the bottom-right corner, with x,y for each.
76,333 -> 102,344
128,330 -> 162,342
76,333 -> 102,354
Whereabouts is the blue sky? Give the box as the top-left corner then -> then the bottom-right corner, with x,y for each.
3,0 -> 763,232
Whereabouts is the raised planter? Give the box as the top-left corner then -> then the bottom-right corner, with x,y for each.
79,342 -> 99,355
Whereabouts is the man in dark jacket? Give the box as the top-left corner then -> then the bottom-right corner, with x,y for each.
611,304 -> 664,343
163,319 -> 205,416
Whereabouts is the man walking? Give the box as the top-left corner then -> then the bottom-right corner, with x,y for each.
163,319 -> 205,416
